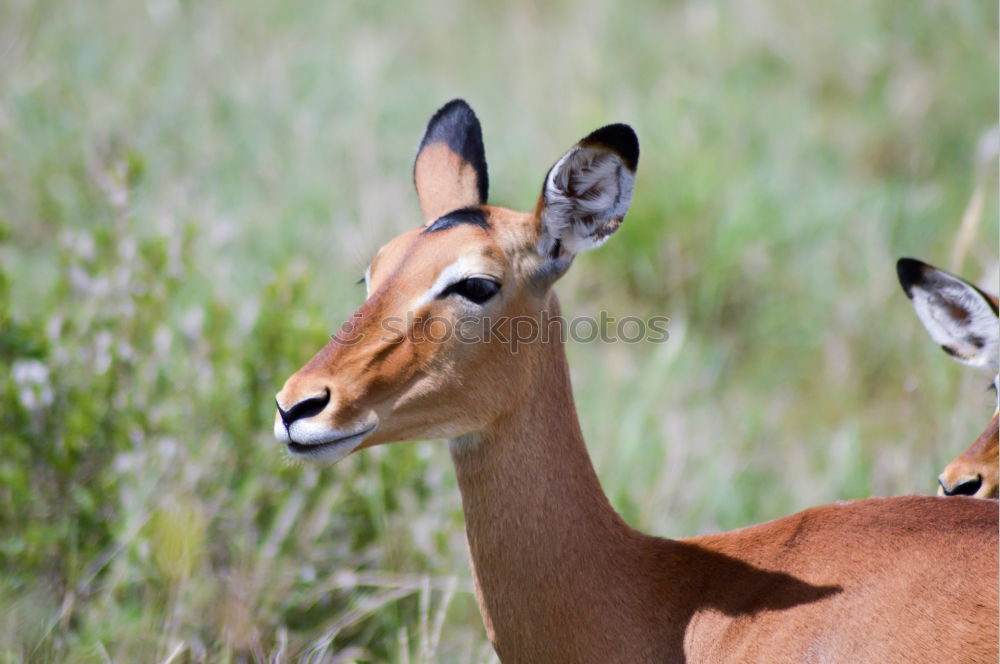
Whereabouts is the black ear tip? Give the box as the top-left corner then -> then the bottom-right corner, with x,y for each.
580,123 -> 639,171
435,98 -> 474,120
896,257 -> 928,296
423,99 -> 479,142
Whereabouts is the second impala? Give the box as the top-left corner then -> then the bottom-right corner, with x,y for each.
897,258 -> 999,499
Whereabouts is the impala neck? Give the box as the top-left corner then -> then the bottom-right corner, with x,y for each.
448,297 -> 656,657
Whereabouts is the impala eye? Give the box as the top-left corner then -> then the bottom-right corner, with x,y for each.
441,277 -> 501,304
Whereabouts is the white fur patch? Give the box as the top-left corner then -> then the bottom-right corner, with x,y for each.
412,255 -> 497,309
539,146 -> 635,258
288,418 -> 347,444
910,274 -> 999,370
286,420 -> 378,465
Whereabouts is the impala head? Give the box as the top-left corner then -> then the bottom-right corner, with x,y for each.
896,258 -> 999,499
274,99 -> 638,464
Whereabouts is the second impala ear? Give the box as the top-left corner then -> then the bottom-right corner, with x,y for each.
897,258 -> 1000,370
537,124 -> 639,260
413,99 -> 489,223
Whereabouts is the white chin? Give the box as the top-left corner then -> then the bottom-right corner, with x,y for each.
283,420 -> 378,466
286,435 -> 365,466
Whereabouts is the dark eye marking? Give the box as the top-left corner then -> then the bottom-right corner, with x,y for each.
439,277 -> 501,304
355,276 -> 366,286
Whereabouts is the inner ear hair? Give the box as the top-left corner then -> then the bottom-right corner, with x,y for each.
539,123 -> 639,260
897,258 -> 1000,369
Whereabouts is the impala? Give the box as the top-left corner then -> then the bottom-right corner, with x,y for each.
897,258 -> 999,499
275,100 -> 998,662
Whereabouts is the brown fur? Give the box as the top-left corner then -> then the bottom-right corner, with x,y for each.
447,304 -> 997,662
276,122 -> 1000,662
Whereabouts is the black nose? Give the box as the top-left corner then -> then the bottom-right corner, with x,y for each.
940,475 -> 983,497
277,389 -> 331,427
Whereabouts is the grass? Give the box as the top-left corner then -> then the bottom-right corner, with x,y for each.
0,0 -> 997,661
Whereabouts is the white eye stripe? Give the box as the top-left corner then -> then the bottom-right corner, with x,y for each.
412,257 -> 497,309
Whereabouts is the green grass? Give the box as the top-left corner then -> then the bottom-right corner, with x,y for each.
1,0 -> 997,661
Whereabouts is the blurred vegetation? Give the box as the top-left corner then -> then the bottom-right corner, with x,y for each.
0,0 -> 997,661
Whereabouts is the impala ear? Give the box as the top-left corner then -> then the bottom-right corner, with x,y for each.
897,258 -> 1000,370
413,99 -> 489,224
536,124 -> 639,261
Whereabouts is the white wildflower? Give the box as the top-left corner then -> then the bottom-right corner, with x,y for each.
181,308 -> 204,341
12,359 -> 54,410
94,330 -> 113,374
154,326 -> 172,356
